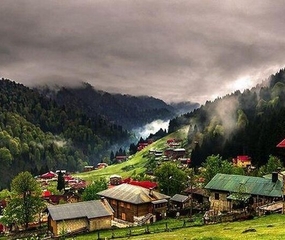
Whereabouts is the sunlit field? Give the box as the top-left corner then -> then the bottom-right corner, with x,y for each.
68,214 -> 285,240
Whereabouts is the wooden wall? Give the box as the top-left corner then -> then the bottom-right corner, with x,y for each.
89,216 -> 112,231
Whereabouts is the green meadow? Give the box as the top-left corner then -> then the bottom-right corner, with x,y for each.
68,214 -> 285,240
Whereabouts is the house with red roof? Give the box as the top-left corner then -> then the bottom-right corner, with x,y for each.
40,171 -> 57,179
232,155 -> 252,168
277,138 -> 285,148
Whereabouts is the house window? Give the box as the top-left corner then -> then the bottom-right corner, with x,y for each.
214,193 -> 219,200
112,199 -> 117,205
122,213 -> 126,220
120,202 -> 124,207
126,203 -> 131,209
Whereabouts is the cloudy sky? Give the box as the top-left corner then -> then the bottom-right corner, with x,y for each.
1,1 -> 285,104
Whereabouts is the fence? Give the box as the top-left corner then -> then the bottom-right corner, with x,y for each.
78,217 -> 203,240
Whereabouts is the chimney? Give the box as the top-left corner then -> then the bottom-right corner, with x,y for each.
272,172 -> 278,183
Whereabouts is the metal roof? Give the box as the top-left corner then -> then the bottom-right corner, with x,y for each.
151,199 -> 168,204
47,200 -> 113,221
204,173 -> 283,197
170,194 -> 190,203
97,183 -> 170,204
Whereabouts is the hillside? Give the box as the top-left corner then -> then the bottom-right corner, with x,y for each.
169,68 -> 285,167
75,128 -> 188,183
0,79 -> 131,188
37,82 -> 199,130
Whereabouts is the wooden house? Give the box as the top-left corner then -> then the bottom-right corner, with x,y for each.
172,148 -> 186,159
232,155 -> 252,168
97,183 -> 170,223
109,174 -> 122,186
115,155 -> 128,163
84,166 -> 95,172
204,173 -> 283,213
137,142 -> 149,151
47,199 -> 113,237
169,194 -> 191,210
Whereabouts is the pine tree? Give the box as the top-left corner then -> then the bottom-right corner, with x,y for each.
57,171 -> 65,192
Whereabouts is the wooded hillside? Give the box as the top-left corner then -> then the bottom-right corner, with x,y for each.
169,69 -> 285,167
0,79 -> 130,188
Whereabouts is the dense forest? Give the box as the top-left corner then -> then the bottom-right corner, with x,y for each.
169,68 -> 285,167
0,79 -> 131,188
37,83 -> 195,131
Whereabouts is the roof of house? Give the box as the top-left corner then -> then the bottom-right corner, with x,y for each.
47,199 -> 113,221
277,138 -> 285,148
97,183 -> 170,204
170,194 -> 189,203
237,155 -> 251,162
122,178 -> 158,189
204,173 -> 282,197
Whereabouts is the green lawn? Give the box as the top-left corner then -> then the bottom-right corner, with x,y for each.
67,214 -> 285,240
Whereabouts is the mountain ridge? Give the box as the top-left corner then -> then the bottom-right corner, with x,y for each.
36,82 -> 200,131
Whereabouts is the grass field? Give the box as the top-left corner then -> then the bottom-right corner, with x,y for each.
67,214 -> 285,240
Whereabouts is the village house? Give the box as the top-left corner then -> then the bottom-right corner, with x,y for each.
172,148 -> 186,159
115,155 -> 128,163
183,186 -> 209,211
167,138 -> 181,147
83,165 -> 95,172
169,194 -> 191,210
204,173 -> 283,214
47,199 -> 114,237
137,142 -> 149,151
109,174 -> 123,186
97,183 -> 170,224
97,162 -> 108,169
232,155 -> 252,168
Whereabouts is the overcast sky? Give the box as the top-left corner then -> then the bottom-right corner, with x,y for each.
1,1 -> 285,104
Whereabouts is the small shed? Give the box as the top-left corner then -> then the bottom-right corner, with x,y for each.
170,194 -> 191,210
47,199 -> 114,237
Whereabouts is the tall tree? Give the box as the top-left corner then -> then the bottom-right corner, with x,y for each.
201,154 -> 244,185
154,162 -> 188,196
57,171 -> 65,192
2,171 -> 44,230
81,178 -> 108,201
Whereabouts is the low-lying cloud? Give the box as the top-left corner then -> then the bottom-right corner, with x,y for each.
1,1 -> 285,104
134,119 -> 170,139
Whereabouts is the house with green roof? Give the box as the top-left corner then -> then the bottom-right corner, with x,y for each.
204,173 -> 283,213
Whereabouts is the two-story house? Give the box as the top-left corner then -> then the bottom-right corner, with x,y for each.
97,183 -> 170,224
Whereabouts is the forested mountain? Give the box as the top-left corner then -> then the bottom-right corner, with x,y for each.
0,79 -> 131,188
169,68 -> 285,167
37,83 -> 199,130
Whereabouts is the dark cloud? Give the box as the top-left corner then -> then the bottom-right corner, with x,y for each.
1,0 -> 285,104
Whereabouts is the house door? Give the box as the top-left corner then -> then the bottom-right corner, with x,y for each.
121,213 -> 126,221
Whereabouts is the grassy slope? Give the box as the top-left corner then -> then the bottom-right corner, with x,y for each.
75,127 -> 188,183
69,214 -> 285,240
121,214 -> 285,240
